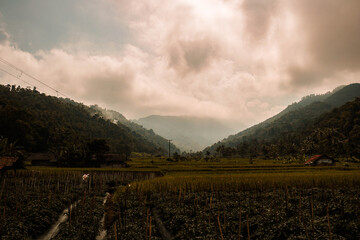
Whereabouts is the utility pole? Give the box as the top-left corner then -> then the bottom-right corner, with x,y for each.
168,139 -> 172,158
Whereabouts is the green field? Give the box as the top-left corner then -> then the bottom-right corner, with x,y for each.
2,158 -> 360,239
107,158 -> 360,239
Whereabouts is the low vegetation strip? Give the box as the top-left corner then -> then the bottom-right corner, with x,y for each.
129,170 -> 360,193
108,165 -> 360,239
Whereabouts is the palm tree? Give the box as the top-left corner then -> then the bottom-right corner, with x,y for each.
0,136 -> 24,169
0,137 -> 22,157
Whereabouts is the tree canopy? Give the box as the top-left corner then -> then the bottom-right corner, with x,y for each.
0,84 -> 169,161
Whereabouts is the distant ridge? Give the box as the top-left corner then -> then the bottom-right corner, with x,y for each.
205,83 -> 360,154
136,115 -> 239,152
89,105 -> 180,154
324,83 -> 360,107
263,84 -> 344,124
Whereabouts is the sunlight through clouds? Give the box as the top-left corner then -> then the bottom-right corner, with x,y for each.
0,0 -> 359,127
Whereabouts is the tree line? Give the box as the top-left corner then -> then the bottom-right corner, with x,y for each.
213,98 -> 360,160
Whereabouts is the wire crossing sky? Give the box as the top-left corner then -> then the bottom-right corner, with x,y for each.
0,57 -> 69,98
0,0 -> 359,127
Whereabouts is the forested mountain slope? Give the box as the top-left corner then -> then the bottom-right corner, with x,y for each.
205,83 -> 360,158
303,98 -> 360,157
263,84 -> 344,124
88,105 -> 180,154
0,84 -> 167,157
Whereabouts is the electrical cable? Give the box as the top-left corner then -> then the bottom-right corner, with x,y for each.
0,56 -> 68,98
0,66 -> 45,93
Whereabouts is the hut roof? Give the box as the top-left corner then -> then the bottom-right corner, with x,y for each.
27,153 -> 56,161
0,156 -> 19,170
305,154 -> 334,165
104,154 -> 126,162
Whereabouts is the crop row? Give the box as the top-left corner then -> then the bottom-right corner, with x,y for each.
129,171 -> 360,193
152,189 -> 360,239
109,187 -> 360,240
106,170 -> 360,239
0,170 -> 148,239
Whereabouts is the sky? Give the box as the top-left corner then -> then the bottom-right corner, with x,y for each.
0,0 -> 359,128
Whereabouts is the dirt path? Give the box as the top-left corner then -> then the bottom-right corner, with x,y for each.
152,207 -> 173,240
95,192 -> 110,240
37,200 -> 80,240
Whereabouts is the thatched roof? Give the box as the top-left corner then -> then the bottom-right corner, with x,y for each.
27,153 -> 56,161
0,156 -> 19,170
104,154 -> 126,162
305,154 -> 334,165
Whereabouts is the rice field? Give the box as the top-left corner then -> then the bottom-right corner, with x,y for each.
1,159 -> 360,239
109,160 -> 360,239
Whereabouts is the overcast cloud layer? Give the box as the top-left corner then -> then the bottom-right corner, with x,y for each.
0,0 -> 359,127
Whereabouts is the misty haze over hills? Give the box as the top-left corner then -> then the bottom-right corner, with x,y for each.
88,105 -> 181,154
124,83 -> 359,153
135,116 -> 242,152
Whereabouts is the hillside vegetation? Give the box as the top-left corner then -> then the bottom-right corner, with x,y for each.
0,84 -> 171,159
205,83 -> 360,159
88,105 -> 180,154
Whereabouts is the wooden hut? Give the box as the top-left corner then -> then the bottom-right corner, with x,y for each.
101,154 -> 129,168
28,153 -> 57,166
305,154 -> 335,166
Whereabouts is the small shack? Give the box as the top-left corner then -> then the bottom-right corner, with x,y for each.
0,156 -> 22,172
101,154 -> 129,168
28,153 -> 57,166
305,154 -> 335,166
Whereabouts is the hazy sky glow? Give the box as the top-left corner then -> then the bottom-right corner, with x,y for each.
0,0 -> 359,127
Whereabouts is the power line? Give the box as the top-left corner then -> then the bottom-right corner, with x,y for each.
0,66 -> 44,92
168,139 -> 172,158
0,56 -> 69,98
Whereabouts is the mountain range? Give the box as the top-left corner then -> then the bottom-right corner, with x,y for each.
88,105 -> 180,154
135,115 -> 240,152
1,82 -> 359,160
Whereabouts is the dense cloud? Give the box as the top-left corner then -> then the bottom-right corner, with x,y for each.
288,0 -> 360,86
0,0 -> 359,127
166,34 -> 219,75
242,0 -> 279,42
299,0 -> 360,68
